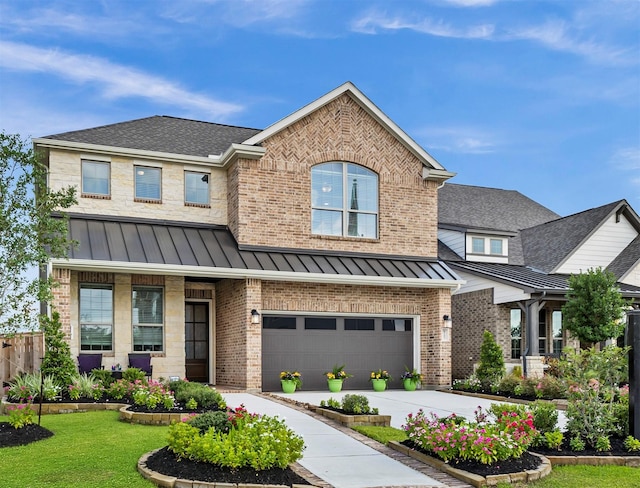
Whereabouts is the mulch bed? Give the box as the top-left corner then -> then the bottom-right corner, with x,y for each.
144,446 -> 310,486
531,436 -> 639,457
0,422 -> 54,448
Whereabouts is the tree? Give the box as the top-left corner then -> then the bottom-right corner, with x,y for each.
476,330 -> 505,386
0,132 -> 77,334
562,267 -> 629,349
40,311 -> 77,386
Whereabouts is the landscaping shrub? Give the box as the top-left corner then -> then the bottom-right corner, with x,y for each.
342,394 -> 373,414
167,411 -> 305,470
122,368 -> 146,383
534,375 -> 566,400
68,373 -> 103,400
5,372 -> 60,402
132,380 -> 174,409
90,369 -> 115,389
6,403 -> 35,428
496,373 -> 521,396
476,330 -> 505,386
187,410 -> 232,434
530,400 -> 559,435
170,380 -> 226,410
39,311 -> 77,388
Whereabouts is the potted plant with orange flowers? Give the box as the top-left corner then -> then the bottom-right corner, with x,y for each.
279,371 -> 302,393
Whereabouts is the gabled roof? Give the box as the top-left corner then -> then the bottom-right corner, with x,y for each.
449,261 -> 640,298
36,116 -> 261,158
57,214 -> 462,289
438,183 -> 560,233
607,234 -> 640,280
243,81 -> 452,177
520,200 -> 637,274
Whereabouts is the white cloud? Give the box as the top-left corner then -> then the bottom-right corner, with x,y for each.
506,20 -> 637,66
352,11 -> 494,39
610,147 -> 640,171
0,41 -> 244,120
419,126 -> 498,154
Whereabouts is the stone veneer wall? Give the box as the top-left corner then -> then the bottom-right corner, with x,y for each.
451,288 -> 512,380
261,281 -> 452,387
228,94 -> 440,258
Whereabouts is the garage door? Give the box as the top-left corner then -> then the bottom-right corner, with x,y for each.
262,315 -> 414,391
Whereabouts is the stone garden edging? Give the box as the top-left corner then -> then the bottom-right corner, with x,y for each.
1,396 -> 127,415
118,406 -> 189,425
311,406 -> 391,427
137,448 -> 318,488
443,389 -> 568,411
388,441 -> 552,487
544,454 -> 640,467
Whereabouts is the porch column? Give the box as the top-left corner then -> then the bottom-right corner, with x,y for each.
523,299 -> 544,377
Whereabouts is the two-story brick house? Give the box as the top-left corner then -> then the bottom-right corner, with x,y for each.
35,82 -> 463,390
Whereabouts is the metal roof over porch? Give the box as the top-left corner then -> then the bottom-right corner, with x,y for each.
55,214 -> 463,289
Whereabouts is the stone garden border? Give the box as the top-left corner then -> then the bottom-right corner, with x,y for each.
1,396 -> 127,415
388,441 -> 552,487
311,406 -> 391,427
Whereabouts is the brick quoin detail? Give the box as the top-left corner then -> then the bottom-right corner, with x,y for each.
51,268 -> 72,340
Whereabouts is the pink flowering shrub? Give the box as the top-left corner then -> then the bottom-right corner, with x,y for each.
7,403 -> 35,429
403,405 -> 537,465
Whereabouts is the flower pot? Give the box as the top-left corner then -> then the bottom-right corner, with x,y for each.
372,379 -> 387,392
403,378 -> 418,391
281,379 -> 296,394
327,379 -> 343,392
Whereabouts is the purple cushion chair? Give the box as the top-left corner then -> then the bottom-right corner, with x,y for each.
77,354 -> 103,375
128,353 -> 153,379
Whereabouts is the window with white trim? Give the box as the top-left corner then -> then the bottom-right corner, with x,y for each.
552,310 -> 563,354
80,284 -> 113,351
468,235 -> 507,256
132,286 -> 164,351
185,171 -> 209,205
311,162 -> 378,238
82,160 -> 110,196
510,309 -> 522,359
135,166 -> 161,201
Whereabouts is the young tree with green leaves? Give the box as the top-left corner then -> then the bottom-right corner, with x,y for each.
562,267 -> 629,349
0,132 -> 77,334
476,330 -> 506,386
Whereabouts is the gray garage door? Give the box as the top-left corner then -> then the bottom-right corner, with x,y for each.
262,315 -> 413,391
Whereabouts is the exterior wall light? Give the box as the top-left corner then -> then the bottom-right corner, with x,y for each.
250,309 -> 261,325
442,314 -> 452,341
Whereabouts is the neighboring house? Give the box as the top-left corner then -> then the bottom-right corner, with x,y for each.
35,82 -> 464,391
438,183 -> 640,379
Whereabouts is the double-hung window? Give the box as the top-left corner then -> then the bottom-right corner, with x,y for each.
79,284 -> 113,351
135,166 -> 161,201
185,171 -> 209,205
132,286 -> 164,351
311,162 -> 378,238
82,160 -> 110,196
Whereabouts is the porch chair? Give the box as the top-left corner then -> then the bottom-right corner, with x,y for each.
77,354 -> 103,375
128,353 -> 153,379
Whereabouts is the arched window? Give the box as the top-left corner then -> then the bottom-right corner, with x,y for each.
311,162 -> 378,238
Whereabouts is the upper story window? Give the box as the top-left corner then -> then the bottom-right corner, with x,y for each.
469,236 -> 507,256
82,160 -> 110,197
311,162 -> 378,238
135,166 -> 161,202
185,171 -> 210,206
79,284 -> 113,351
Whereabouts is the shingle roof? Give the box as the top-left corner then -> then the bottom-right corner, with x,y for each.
448,261 -> 640,297
520,200 -> 626,273
437,183 -> 560,265
41,116 -> 261,157
63,214 -> 460,285
438,183 -> 560,233
607,234 -> 640,279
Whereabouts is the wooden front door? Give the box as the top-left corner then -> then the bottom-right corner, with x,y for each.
185,302 -> 209,382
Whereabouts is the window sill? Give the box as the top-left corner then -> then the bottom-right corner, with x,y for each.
185,202 -> 211,208
134,198 -> 162,204
312,234 -> 379,243
82,193 -> 111,200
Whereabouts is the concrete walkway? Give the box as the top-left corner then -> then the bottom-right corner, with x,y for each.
222,390 -> 523,488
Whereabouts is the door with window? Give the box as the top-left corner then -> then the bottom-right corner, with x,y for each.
185,302 -> 209,382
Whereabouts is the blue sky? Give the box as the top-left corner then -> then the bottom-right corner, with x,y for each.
0,0 -> 638,217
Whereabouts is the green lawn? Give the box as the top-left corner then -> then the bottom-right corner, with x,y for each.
353,425 -> 640,488
0,411 -> 167,488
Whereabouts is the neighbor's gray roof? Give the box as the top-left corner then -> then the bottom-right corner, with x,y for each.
41,116 -> 262,157
448,261 -> 640,297
438,184 -> 560,265
438,184 -> 560,233
64,215 -> 460,283
520,200 -> 628,274
607,234 -> 640,279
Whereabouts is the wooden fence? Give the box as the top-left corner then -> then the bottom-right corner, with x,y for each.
0,332 -> 45,386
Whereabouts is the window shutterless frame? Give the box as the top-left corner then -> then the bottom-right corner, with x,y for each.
79,284 -> 113,351
132,285 -> 164,352
81,160 -> 110,196
134,165 -> 162,201
184,171 -> 210,205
